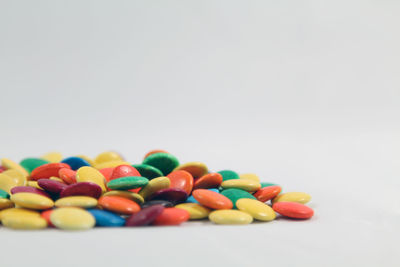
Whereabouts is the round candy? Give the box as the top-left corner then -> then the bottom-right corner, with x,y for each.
103,191 -> 144,204
236,198 -> 276,221
30,163 -> 70,180
125,205 -> 165,226
94,161 -> 131,169
1,158 -> 29,177
261,182 -> 278,188
175,203 -> 210,220
143,149 -> 169,160
94,151 -> 124,165
142,153 -> 179,176
173,162 -> 208,179
99,168 -> 114,182
239,173 -> 260,182
138,176 -> 170,200
220,188 -> 256,209
60,157 -> 91,170
0,208 -> 40,221
152,207 -> 190,226
218,170 -> 240,181
132,164 -> 163,179
60,182 -> 102,198
58,168 -> 77,184
87,209 -> 125,227
221,179 -> 261,192
50,207 -> 95,230
41,152 -> 63,163
2,214 -> 48,230
110,165 -> 141,180
209,210 -> 253,225
0,199 -> 14,210
148,188 -> 188,204
10,192 -> 54,210
37,179 -> 68,194
193,173 -> 223,189
167,170 -> 193,195
272,202 -> 314,219
272,192 -> 312,204
20,158 -> 50,174
55,196 -> 98,208
106,176 -> 149,190
98,196 -> 141,215
192,189 -> 233,210
11,186 -> 50,198
2,169 -> 27,187
0,173 -> 20,194
76,166 -> 106,192
141,200 -> 173,209
253,185 -> 282,202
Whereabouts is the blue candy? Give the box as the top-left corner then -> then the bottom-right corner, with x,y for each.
61,157 -> 91,170
87,209 -> 125,227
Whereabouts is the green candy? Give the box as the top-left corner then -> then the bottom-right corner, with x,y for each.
107,176 -> 149,190
142,153 -> 179,176
218,170 -> 240,181
261,182 -> 278,188
132,164 -> 164,179
220,188 -> 256,209
0,188 -> 9,199
20,158 -> 50,174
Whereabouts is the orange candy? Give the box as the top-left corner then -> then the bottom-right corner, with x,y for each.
167,170 -> 194,195
253,185 -> 282,202
192,189 -> 233,210
98,196 -> 141,215
193,173 -> 223,189
30,163 -> 71,180
272,202 -> 314,219
152,207 -> 190,225
58,168 -> 77,184
143,149 -> 169,160
41,209 -> 54,227
99,168 -> 114,182
110,165 -> 141,180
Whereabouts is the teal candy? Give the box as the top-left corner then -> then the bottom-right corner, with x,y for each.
0,188 -> 9,199
142,153 -> 179,176
20,158 -> 50,174
132,164 -> 163,179
107,176 -> 149,190
218,170 -> 240,181
220,188 -> 256,209
261,182 -> 278,188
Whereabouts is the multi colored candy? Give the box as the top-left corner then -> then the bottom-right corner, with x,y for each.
0,151 -> 314,230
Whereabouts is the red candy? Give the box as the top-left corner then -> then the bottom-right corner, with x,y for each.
167,170 -> 194,195
41,209 -> 54,227
272,202 -> 314,219
58,168 -> 77,184
193,173 -> 223,189
253,185 -> 282,202
152,207 -> 190,226
99,168 -> 114,182
110,165 -> 141,180
30,163 -> 71,180
38,179 -> 68,194
60,182 -> 102,198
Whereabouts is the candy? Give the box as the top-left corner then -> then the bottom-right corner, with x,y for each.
142,153 -> 179,176
143,150 -> 169,160
209,210 -> 253,225
98,196 -> 141,215
152,207 -> 190,226
87,209 -> 125,227
173,162 -> 208,179
193,173 -> 223,189
41,152 -> 62,163
60,182 -> 102,198
58,168 -> 77,184
132,164 -> 163,179
50,207 -> 95,230
41,209 -> 54,226
218,170 -> 240,181
125,205 -> 165,226
110,165 -> 141,180
272,192 -> 312,204
60,157 -> 91,170
236,199 -> 276,221
30,163 -> 71,180
167,170 -> 194,195
103,191 -> 144,204
0,188 -> 9,198
138,176 -> 170,200
0,199 -> 14,210
55,196 -> 98,208
94,151 -> 124,165
272,202 -> 314,219
37,179 -> 68,194
220,179 -> 261,192
239,173 -> 260,182
1,158 -> 29,177
253,185 -> 281,202
2,214 -> 48,229
11,186 -> 50,198
220,188 -> 256,209
175,203 -> 210,219
10,192 -> 54,210
141,200 -> 173,208
107,176 -> 149,190
148,188 -> 188,204
20,158 -> 50,174
76,166 -> 106,192
0,208 -> 40,221
0,173 -> 20,193
192,189 -> 233,210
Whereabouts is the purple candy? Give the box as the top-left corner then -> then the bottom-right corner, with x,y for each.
60,182 -> 102,198
125,205 -> 164,226
148,188 -> 188,204
11,186 -> 50,198
38,179 -> 68,194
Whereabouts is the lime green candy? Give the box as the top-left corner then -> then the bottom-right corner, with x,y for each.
220,188 -> 256,209
142,153 -> 179,176
20,158 -> 50,173
107,176 -> 149,190
218,170 -> 240,181
132,164 -> 163,179
0,189 -> 9,199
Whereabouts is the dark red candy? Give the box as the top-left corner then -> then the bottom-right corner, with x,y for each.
148,188 -> 188,204
141,200 -> 174,209
110,165 -> 141,180
10,186 -> 50,198
60,182 -> 102,198
0,166 -> 5,173
37,179 -> 68,194
125,205 -> 164,226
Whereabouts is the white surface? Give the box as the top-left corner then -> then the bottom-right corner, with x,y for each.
0,1 -> 399,266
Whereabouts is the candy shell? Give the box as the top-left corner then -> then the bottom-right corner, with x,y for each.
0,208 -> 40,221
107,176 -> 149,190
38,179 -> 68,194
60,182 -> 102,198
192,189 -> 233,210
220,188 -> 256,209
239,173 -> 260,182
218,170 -> 239,181
11,186 -> 50,198
125,205 -> 165,226
141,200 -> 173,209
30,163 -> 71,180
55,196 -> 98,208
50,207 -> 95,230
110,165 -> 141,180
20,158 -> 50,174
236,198 -> 276,221
142,153 -> 179,176
175,203 -> 210,219
261,182 -> 278,188
2,169 -> 27,187
98,196 -> 141,215
27,181 -> 41,189
94,151 -> 124,164
41,152 -> 62,163
143,150 -> 169,160
94,161 -> 131,169
41,209 -> 54,227
221,179 -> 261,192
253,185 -> 282,202
209,210 -> 253,225
0,199 -> 14,210
148,188 -> 188,204
0,188 -> 9,199
2,214 -> 48,230
61,157 -> 91,170
167,170 -> 193,195
10,192 -> 54,210
272,202 -> 314,219
152,207 -> 190,226
99,168 -> 114,182
173,162 -> 208,179
103,191 -> 144,204
76,166 -> 106,192
58,168 -> 77,184
193,173 -> 223,189
132,164 -> 163,179
75,155 -> 95,166
1,158 -> 29,177
272,192 -> 312,204
87,209 -> 125,227
0,173 -> 18,194
138,176 -> 170,200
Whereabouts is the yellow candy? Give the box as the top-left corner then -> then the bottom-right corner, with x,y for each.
0,208 -> 41,221
175,203 -> 210,219
209,210 -> 253,225
27,181 -> 42,189
2,169 -> 27,186
239,173 -> 260,182
1,158 -> 29,177
236,198 -> 276,221
0,173 -> 19,193
94,161 -> 131,169
76,166 -> 106,192
103,191 -> 144,204
55,196 -> 98,208
10,192 -> 54,210
173,162 -> 208,178
221,179 -> 261,192
272,192 -> 311,204
50,207 -> 95,230
49,177 -> 65,183
139,176 -> 170,199
94,151 -> 123,164
0,199 -> 14,210
2,214 -> 47,230
75,155 -> 95,166
41,152 -> 63,163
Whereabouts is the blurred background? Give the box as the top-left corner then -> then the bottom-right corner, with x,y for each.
0,1 -> 399,266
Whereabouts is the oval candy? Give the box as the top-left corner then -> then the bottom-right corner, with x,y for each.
142,153 -> 179,176
132,164 -> 163,180
173,162 -> 208,179
76,166 -> 106,192
55,196 -> 98,208
50,207 -> 95,230
2,214 -> 47,230
253,185 -> 282,202
103,191 -> 144,204
220,188 -> 256,209
152,207 -> 190,226
60,182 -> 102,199
94,151 -> 124,165
138,176 -> 170,200
41,152 -> 63,163
221,179 -> 261,192
239,173 -> 260,182
236,198 -> 276,221
1,158 -> 29,177
192,189 -> 233,210
11,186 -> 50,198
58,168 -> 77,184
141,200 -> 173,209
107,176 -> 149,190
30,163 -> 71,180
209,210 -> 253,225
218,170 -> 240,181
148,188 -> 188,204
110,165 -> 141,180
193,173 -> 223,189
61,157 -> 91,171
10,192 -> 54,210
125,205 -> 165,226
98,196 -> 141,215
87,209 -> 125,227
143,149 -> 169,160
20,158 -> 50,174
0,198 -> 14,210
167,170 -> 194,195
38,179 -> 68,194
175,203 -> 210,220
272,192 -> 311,204
272,202 -> 314,219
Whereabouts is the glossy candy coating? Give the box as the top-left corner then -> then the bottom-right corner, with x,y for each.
141,200 -> 173,209
261,182 -> 278,188
58,168 -> 77,184
0,188 -> 9,199
103,190 -> 144,204
2,169 -> 27,187
1,158 -> 29,177
30,163 -> 71,180
107,176 -> 149,190
94,151 -> 124,165
272,192 -> 312,204
55,196 -> 98,208
0,173 -> 20,194
152,207 -> 190,226
272,202 -> 314,219
173,162 -> 208,179
20,158 -> 50,174
236,198 -> 276,221
175,203 -> 210,219
142,153 -> 179,176
76,166 -> 106,192
60,182 -> 102,199
10,192 -> 54,210
11,186 -> 50,198
220,188 -> 256,209
132,164 -> 163,179
125,205 -> 165,226
87,209 -> 125,227
41,152 -> 63,163
239,173 -> 260,182
61,157 -> 91,170
138,176 -> 170,200
37,179 -> 68,194
0,199 -> 14,210
2,214 -> 48,229
192,189 -> 233,210
50,207 -> 95,230
253,185 -> 282,202
193,173 -> 223,189
209,210 -> 253,225
148,188 -> 188,204
221,179 -> 261,192
41,209 -> 54,227
167,170 -> 194,195
94,161 -> 131,169
110,165 -> 141,180
98,196 -> 141,215
0,208 -> 40,221
218,170 -> 240,181
143,150 -> 169,160
99,168 -> 114,182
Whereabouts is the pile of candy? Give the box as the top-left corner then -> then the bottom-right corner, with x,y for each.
0,150 -> 314,230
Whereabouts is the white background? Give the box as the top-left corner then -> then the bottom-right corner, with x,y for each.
0,1 -> 399,266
